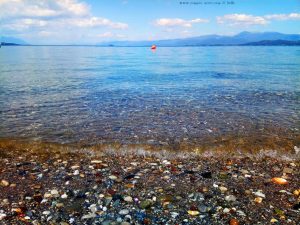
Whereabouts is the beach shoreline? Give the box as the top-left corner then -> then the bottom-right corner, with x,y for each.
0,139 -> 299,224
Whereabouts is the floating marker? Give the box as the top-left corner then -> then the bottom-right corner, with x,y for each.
151,45 -> 157,50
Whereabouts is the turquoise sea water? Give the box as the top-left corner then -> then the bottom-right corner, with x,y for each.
0,46 -> 299,149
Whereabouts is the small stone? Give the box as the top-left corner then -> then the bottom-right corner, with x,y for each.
218,172 -> 228,179
198,205 -> 210,213
283,167 -> 293,174
274,208 -> 284,216
293,189 -> 300,196
124,183 -> 134,188
201,171 -> 212,178
89,204 -> 97,213
171,212 -> 179,218
61,193 -> 68,199
0,213 -> 7,220
240,169 -> 249,174
237,210 -> 246,217
104,197 -> 112,206
33,193 -> 43,203
0,180 -> 9,187
213,183 -> 218,188
219,186 -> 228,193
140,200 -> 152,209
44,192 -> 52,198
121,222 -> 130,225
60,222 -> 69,225
119,209 -> 129,215
99,194 -> 105,198
50,189 -> 59,197
294,146 -> 300,154
91,160 -> 102,164
109,175 -> 118,180
270,218 -> 278,223
225,195 -> 236,202
271,177 -> 288,185
254,191 -> 265,198
229,218 -> 239,225
188,210 -> 200,216
124,196 -> 133,202
202,187 -> 209,192
245,190 -> 251,195
73,170 -> 80,176
12,208 -> 23,214
162,160 -> 171,165
254,197 -> 263,203
82,213 -> 96,219
71,165 -> 80,170
223,208 -> 230,213
163,175 -> 170,180
42,211 -> 51,215
56,203 -> 64,208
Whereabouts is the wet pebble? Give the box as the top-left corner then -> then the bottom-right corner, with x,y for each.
119,209 -> 129,215
225,195 -> 237,202
124,196 -> 133,202
0,180 -> 9,187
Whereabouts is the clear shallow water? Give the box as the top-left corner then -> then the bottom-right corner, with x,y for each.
0,46 -> 299,151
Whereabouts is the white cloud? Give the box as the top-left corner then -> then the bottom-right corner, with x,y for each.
217,14 -> 268,26
217,13 -> 300,26
96,32 -> 126,39
264,13 -> 300,21
3,17 -> 128,32
65,17 -> 128,29
0,0 -> 128,33
38,31 -> 53,37
155,18 -> 209,27
0,0 -> 90,18
2,18 -> 48,31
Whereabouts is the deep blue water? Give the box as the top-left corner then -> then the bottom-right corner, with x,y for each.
0,46 -> 299,148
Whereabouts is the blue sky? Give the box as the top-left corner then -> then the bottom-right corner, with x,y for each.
1,0 -> 300,44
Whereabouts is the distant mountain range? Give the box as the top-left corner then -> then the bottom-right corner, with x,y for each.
1,32 -> 300,46
1,42 -> 22,46
242,40 -> 300,46
98,32 -> 300,46
1,36 -> 28,45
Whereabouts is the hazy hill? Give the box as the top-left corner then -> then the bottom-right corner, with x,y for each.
242,39 -> 300,46
1,36 -> 28,45
98,32 -> 300,47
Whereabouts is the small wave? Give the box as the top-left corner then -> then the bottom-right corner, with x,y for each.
0,138 -> 299,161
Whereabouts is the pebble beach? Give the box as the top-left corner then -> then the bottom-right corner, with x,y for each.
0,140 -> 299,225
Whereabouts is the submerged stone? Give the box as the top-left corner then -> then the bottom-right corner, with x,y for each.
140,200 -> 152,209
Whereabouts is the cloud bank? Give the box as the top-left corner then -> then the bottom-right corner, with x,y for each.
217,13 -> 300,26
0,0 -> 128,43
155,18 -> 209,27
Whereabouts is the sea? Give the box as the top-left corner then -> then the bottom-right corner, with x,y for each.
0,46 -> 299,152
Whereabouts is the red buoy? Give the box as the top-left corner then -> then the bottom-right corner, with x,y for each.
151,45 -> 156,50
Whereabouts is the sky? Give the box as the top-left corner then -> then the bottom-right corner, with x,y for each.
0,0 -> 300,44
